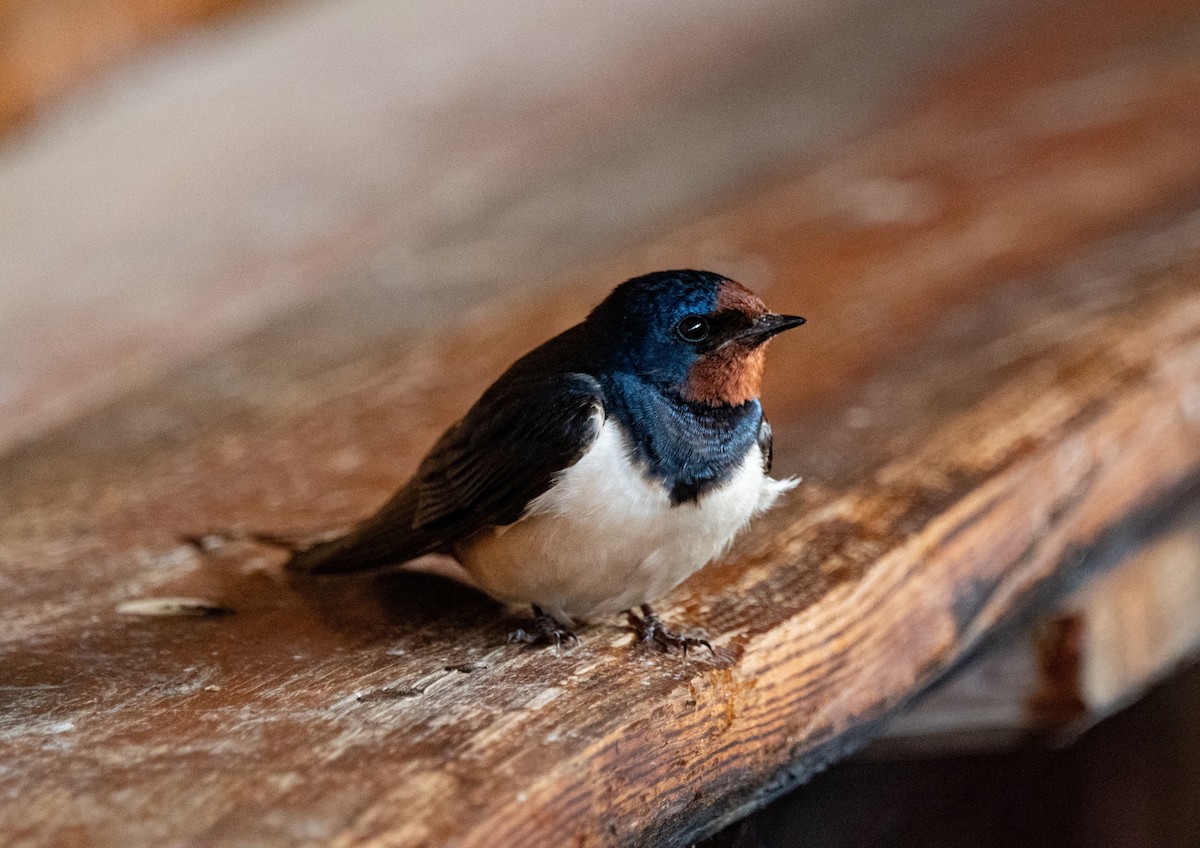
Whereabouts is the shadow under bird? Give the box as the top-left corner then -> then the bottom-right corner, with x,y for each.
286,270 -> 805,650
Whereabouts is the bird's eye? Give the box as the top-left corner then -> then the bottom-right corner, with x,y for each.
676,315 -> 711,343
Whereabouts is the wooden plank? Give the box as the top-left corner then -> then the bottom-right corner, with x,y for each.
4,2 -> 1200,847
873,507 -> 1200,754
5,215 -> 1199,848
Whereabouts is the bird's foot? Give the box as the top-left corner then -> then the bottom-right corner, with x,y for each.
507,605 -> 578,651
626,604 -> 713,656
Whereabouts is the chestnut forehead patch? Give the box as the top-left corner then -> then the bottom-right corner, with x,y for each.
715,279 -> 768,317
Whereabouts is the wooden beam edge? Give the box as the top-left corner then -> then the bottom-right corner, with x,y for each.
866,501 -> 1200,756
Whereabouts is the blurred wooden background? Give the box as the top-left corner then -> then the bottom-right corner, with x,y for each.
3,1 -> 1200,846
0,0 -> 272,131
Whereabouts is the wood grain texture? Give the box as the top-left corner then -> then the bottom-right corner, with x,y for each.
4,1 -> 1200,846
706,658 -> 1200,848
873,506 -> 1200,754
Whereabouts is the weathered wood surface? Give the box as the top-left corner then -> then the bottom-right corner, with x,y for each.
6,225 -> 1196,848
5,1 -> 1200,847
707,657 -> 1200,848
874,505 -> 1200,754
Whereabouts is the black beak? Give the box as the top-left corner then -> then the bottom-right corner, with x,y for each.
738,313 -> 807,345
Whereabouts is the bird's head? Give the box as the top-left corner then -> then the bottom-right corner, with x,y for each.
589,270 -> 805,406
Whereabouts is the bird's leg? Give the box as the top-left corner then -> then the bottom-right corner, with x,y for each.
626,604 -> 713,656
507,605 -> 578,650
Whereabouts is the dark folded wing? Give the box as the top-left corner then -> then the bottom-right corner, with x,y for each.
287,372 -> 604,574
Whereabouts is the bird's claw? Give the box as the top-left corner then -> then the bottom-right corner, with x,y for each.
508,606 -> 578,651
626,604 -> 714,656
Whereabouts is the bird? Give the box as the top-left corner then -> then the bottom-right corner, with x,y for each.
285,270 -> 805,650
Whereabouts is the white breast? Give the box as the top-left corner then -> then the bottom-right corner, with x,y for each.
455,419 -> 796,623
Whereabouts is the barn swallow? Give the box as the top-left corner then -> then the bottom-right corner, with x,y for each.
287,270 -> 805,651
